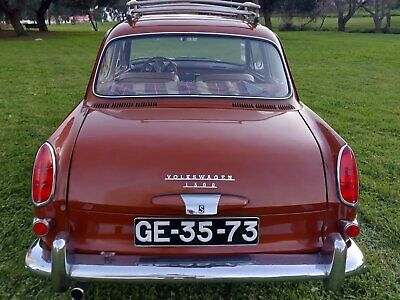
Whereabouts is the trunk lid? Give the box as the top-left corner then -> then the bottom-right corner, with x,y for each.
68,107 -> 326,215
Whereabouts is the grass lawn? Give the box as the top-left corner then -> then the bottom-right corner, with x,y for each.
0,23 -> 399,299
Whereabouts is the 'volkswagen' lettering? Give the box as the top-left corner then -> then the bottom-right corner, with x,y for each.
165,173 -> 235,189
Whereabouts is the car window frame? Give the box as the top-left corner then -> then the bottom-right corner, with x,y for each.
92,32 -> 294,100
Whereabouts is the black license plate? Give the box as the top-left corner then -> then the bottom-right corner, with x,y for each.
134,217 -> 259,246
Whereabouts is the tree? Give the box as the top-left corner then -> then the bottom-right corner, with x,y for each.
0,0 -> 27,36
333,0 -> 366,32
362,0 -> 397,32
303,0 -> 329,29
65,0 -> 119,31
36,0 -> 54,31
278,0 -> 319,30
259,0 -> 279,29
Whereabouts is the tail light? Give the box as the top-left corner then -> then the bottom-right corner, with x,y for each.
32,218 -> 52,237
32,142 -> 56,207
338,220 -> 360,239
345,223 -> 360,238
337,145 -> 359,206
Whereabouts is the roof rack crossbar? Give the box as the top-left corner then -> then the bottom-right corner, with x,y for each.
126,0 -> 260,24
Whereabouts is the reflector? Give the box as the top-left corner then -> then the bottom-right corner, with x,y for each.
345,223 -> 360,238
33,219 -> 50,237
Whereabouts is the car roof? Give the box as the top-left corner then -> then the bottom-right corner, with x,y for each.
106,15 -> 281,46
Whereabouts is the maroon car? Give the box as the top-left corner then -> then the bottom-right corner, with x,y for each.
25,1 -> 365,298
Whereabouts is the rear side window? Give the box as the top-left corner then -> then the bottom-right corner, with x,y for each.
95,34 -> 291,99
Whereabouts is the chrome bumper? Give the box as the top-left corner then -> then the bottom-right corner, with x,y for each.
25,232 -> 365,292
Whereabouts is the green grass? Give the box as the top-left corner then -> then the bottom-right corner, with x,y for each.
0,23 -> 400,299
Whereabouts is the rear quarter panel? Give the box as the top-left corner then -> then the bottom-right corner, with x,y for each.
299,104 -> 357,235
34,101 -> 88,247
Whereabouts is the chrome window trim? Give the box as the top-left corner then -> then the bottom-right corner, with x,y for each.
92,31 -> 294,100
32,142 -> 57,208
336,144 -> 359,208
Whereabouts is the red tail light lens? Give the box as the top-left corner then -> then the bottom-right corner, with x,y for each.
32,218 -> 51,237
345,223 -> 360,238
337,145 -> 359,206
32,143 -> 56,206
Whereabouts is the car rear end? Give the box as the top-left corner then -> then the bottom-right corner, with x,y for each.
25,6 -> 365,294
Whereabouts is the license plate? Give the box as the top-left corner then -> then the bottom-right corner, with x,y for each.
134,217 -> 259,246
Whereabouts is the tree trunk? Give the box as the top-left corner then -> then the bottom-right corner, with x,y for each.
373,17 -> 382,33
338,15 -> 346,32
0,1 -> 26,36
36,0 -> 53,32
335,1 -> 346,32
319,16 -> 326,29
36,11 -> 48,32
384,12 -> 391,32
8,10 -> 26,36
262,9 -> 272,29
88,10 -> 98,32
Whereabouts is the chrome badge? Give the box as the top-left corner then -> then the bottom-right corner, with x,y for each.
165,174 -> 235,189
180,194 -> 221,215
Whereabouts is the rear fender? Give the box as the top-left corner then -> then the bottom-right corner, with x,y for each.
34,101 -> 88,247
299,105 -> 357,236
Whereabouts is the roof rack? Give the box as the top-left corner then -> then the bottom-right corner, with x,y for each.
126,0 -> 260,25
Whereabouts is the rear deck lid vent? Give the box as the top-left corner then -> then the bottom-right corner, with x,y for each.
93,103 -> 110,109
110,102 -> 158,109
255,103 -> 277,110
232,102 -> 254,109
135,101 -> 158,108
277,104 -> 295,110
111,102 -> 136,109
93,102 -> 158,109
232,103 -> 296,111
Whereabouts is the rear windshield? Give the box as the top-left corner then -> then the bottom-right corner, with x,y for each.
94,34 -> 291,99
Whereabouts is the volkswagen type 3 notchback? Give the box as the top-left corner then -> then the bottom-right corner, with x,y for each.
25,0 -> 365,297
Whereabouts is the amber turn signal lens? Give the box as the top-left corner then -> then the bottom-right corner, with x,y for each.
345,223 -> 360,238
32,143 -> 56,206
32,219 -> 50,237
338,145 -> 359,206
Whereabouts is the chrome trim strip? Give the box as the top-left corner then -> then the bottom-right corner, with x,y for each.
336,144 -> 359,208
180,194 -> 221,215
25,234 -> 365,291
31,142 -> 57,208
91,32 -> 294,101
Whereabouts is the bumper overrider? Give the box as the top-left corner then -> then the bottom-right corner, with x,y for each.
25,232 -> 365,292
